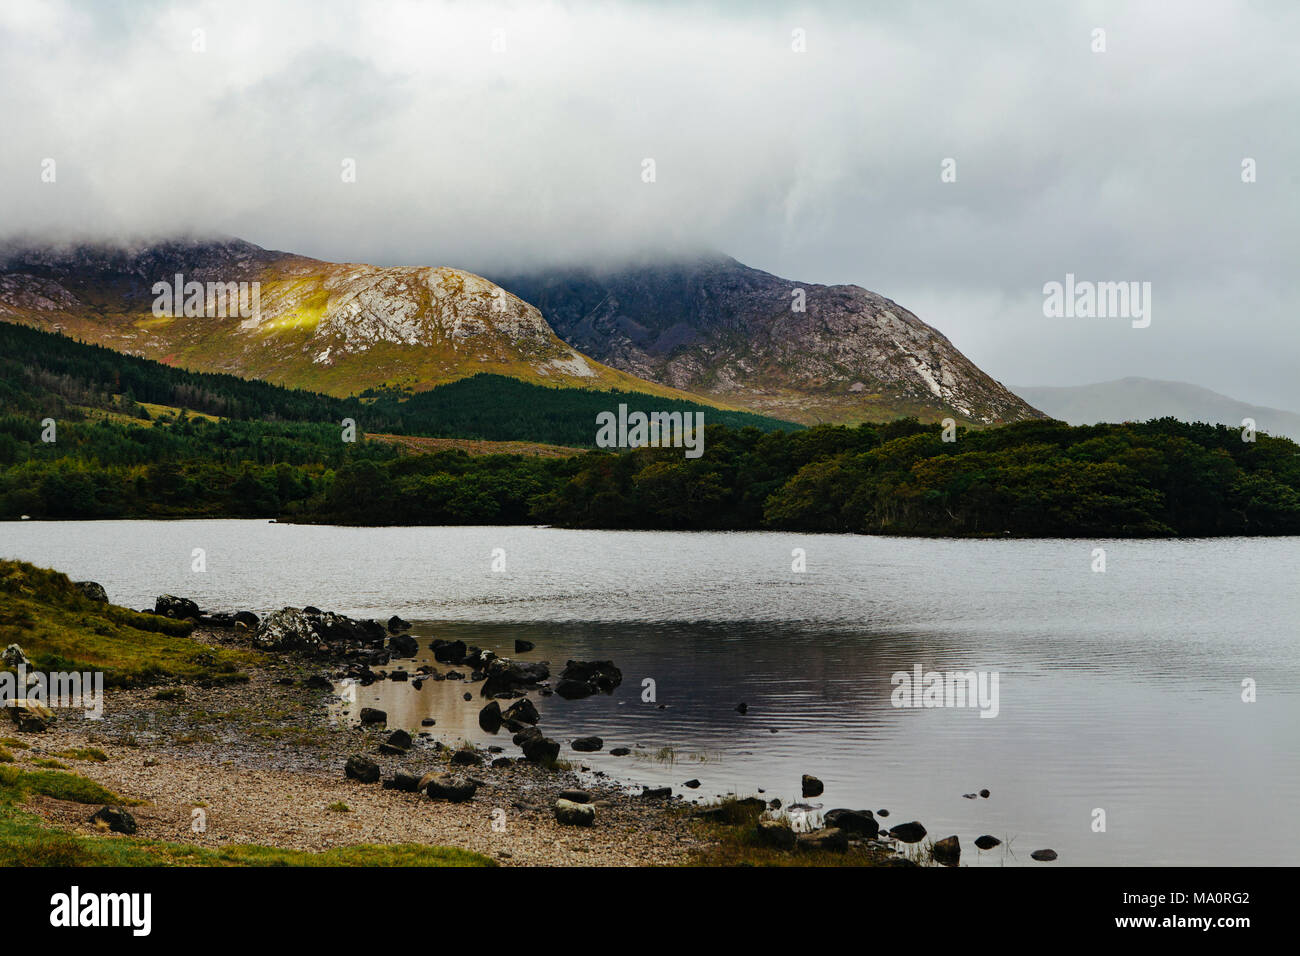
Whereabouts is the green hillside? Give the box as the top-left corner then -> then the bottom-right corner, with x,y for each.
2,324 -> 1296,536
0,322 -> 800,447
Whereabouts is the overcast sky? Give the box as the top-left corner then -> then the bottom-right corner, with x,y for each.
2,0 -> 1297,408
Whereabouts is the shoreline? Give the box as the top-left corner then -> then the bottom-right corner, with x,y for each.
0,564 -> 1031,867
8,623 -> 717,866
6,516 -> 1297,542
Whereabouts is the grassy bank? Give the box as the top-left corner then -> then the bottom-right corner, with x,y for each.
0,561 -> 496,867
0,560 -> 254,687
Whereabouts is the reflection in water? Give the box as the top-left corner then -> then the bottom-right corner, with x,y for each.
3,521 -> 1298,865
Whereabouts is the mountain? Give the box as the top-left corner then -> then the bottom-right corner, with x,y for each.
1014,378 -> 1300,443
489,253 -> 1043,426
0,237 -> 707,403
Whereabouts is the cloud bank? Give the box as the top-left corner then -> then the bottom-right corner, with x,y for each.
2,0 -> 1297,406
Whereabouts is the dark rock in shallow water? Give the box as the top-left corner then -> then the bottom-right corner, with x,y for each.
980,788 -> 990,798
89,805 -> 137,835
387,615 -> 411,633
571,735 -> 603,752
641,787 -> 673,800
155,594 -> 201,619
502,698 -> 539,726
450,749 -> 484,767
684,779 -> 701,789
735,702 -> 748,714
554,659 -> 622,698
797,827 -> 848,853
888,821 -> 927,844
554,679 -> 594,700
74,581 -> 109,603
933,835 -> 961,866
1030,849 -> 1058,862
824,808 -> 878,838
462,692 -> 473,701
609,747 -> 631,756
389,670 -> 408,682
358,707 -> 387,726
379,729 -> 411,755
974,834 -> 1001,850
478,701 -> 503,733
481,659 -> 551,698
514,639 -> 535,653
422,774 -> 477,802
877,809 -> 889,817
345,755 -> 380,783
559,659 -> 622,690
431,639 -> 468,664
388,633 -> 419,658
801,774 -> 824,798
420,718 -> 436,727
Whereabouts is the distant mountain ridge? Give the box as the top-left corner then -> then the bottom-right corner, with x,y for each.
0,237 -> 702,402
490,254 -> 1044,426
0,237 -> 1041,427
1014,378 -> 1300,443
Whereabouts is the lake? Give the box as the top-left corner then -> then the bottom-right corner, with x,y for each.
3,519 -> 1297,865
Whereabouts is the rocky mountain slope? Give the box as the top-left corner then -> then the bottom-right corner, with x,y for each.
1016,378 -> 1300,442
491,254 -> 1043,426
0,238 -> 697,401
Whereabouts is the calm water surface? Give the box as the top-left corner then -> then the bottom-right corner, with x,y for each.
4,520 -> 1297,865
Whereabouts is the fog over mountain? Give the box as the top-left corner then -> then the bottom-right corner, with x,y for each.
2,1 -> 1296,407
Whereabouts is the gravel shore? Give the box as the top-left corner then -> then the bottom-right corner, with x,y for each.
10,628 -> 714,866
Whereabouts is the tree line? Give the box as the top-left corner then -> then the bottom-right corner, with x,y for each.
2,409 -> 1297,536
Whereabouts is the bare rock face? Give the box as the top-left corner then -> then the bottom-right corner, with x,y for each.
493,254 -> 1045,426
0,238 -> 625,397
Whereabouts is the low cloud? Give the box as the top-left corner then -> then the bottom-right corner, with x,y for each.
2,0 -> 1297,406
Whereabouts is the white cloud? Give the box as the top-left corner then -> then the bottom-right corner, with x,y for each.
1,0 -> 1297,407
